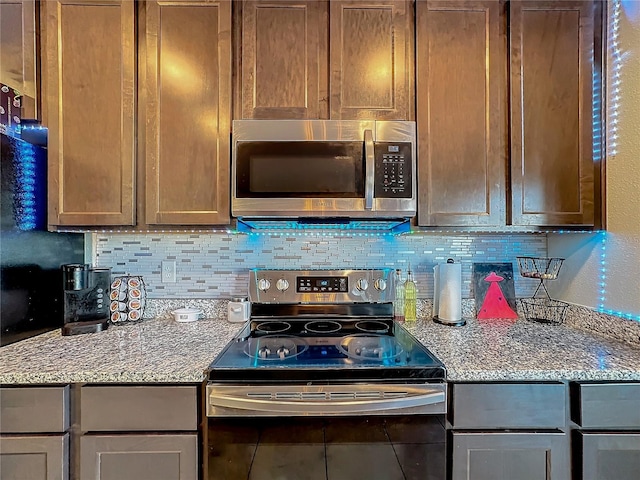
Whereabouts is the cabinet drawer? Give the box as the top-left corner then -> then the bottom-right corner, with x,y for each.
452,382 -> 566,429
572,382 -> 640,428
0,386 -> 69,433
81,386 -> 198,432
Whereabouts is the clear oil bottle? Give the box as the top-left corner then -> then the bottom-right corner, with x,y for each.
404,265 -> 417,322
394,269 -> 405,323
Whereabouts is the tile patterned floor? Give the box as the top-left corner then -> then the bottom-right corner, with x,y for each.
209,416 -> 446,480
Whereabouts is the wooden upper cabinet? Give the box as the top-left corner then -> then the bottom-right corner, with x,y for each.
510,0 -> 595,226
330,0 -> 412,120
416,0 -> 506,226
237,0 -> 412,120
143,0 -> 231,225
43,0 -> 136,226
0,0 -> 37,118
238,0 -> 327,119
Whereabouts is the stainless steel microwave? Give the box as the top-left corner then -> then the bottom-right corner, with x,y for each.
231,120 -> 416,220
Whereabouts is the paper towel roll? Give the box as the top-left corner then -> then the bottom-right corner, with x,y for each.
436,262 -> 462,322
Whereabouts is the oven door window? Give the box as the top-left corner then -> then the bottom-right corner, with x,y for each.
235,141 -> 364,198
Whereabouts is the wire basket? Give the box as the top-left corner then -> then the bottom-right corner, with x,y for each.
517,257 -> 564,298
520,298 -> 569,325
516,257 -> 564,280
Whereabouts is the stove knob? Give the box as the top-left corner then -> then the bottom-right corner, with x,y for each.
374,278 -> 387,291
277,346 -> 290,359
276,278 -> 290,292
258,346 -> 271,359
257,278 -> 271,292
356,278 -> 368,291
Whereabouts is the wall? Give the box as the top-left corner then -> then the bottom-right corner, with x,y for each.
94,232 -> 547,300
549,0 -> 640,318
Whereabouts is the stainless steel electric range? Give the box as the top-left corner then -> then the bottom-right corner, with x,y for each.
206,269 -> 446,417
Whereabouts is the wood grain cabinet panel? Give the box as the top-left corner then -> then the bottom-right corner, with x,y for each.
0,386 -> 69,433
80,385 -> 198,432
330,0 -> 412,120
579,433 -> 640,480
510,0 -> 595,226
143,0 -> 231,225
43,0 -> 136,226
416,0 -> 506,226
452,382 -> 566,429
452,432 -> 569,480
238,0 -> 327,119
0,0 -> 37,117
0,434 -> 69,480
80,434 -> 197,480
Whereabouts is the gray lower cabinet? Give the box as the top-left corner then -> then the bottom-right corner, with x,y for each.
450,382 -> 570,480
579,433 -> 640,480
452,432 -> 568,480
79,385 -> 199,480
80,434 -> 197,480
0,435 -> 69,480
0,386 -> 70,480
572,382 -> 640,480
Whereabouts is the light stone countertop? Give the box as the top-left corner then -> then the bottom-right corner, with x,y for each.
1,315 -> 640,385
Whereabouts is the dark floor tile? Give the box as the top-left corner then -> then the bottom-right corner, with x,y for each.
326,444 -> 404,480
209,443 -> 257,480
259,417 -> 325,444
209,418 -> 261,444
249,444 -> 326,480
392,443 -> 446,480
384,415 -> 446,444
324,417 -> 388,443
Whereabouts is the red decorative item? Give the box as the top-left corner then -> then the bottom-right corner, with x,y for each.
477,271 -> 519,319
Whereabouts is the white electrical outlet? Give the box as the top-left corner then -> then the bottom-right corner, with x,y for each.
161,261 -> 176,283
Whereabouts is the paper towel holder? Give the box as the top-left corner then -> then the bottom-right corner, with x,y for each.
433,259 -> 466,327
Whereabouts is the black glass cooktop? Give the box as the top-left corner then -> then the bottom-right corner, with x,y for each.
208,317 -> 445,383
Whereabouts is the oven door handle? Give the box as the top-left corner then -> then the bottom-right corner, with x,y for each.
364,129 -> 375,211
208,386 -> 445,415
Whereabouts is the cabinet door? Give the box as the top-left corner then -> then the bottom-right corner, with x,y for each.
143,0 -> 231,225
510,0 -> 594,226
43,0 -> 136,226
452,432 -> 569,480
0,434 -> 68,480
0,0 -> 37,117
238,0 -> 328,119
329,0 -> 412,120
80,434 -> 197,480
580,433 -> 640,480
416,0 -> 506,226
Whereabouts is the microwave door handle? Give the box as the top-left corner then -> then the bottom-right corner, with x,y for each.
364,129 -> 375,210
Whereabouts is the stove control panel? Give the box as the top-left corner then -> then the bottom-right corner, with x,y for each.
249,269 -> 395,304
297,276 -> 348,293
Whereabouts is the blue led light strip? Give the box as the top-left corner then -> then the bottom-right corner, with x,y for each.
594,1 -> 640,322
14,139 -> 38,230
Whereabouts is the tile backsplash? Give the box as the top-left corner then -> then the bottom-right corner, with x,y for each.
94,232 -> 547,300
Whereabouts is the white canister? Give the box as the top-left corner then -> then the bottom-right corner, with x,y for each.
228,297 -> 251,323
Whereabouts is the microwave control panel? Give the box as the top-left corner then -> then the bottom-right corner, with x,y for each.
374,142 -> 412,198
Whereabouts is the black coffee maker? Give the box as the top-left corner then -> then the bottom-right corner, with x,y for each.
62,264 -> 110,335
